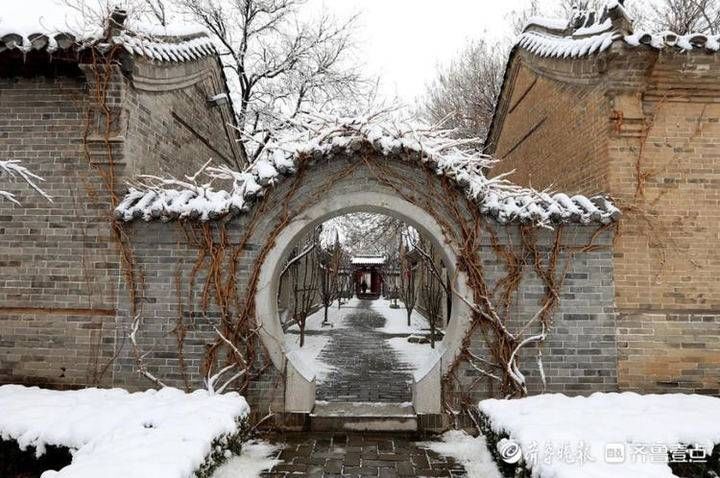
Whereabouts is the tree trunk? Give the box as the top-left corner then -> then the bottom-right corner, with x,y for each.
323,305 -> 329,324
299,322 -> 305,348
407,308 -> 412,327
430,321 -> 436,349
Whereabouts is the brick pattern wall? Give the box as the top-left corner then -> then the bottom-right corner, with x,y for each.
489,51 -> 611,195
468,227 -> 617,397
124,57 -> 240,178
118,155 -> 616,414
0,74 -> 120,388
0,54 -> 239,388
610,53 -> 720,394
490,45 -> 720,394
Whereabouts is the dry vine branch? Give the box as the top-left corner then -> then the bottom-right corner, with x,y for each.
129,315 -> 167,388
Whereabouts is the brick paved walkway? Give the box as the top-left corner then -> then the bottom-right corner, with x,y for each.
260,432 -> 468,477
314,301 -> 415,402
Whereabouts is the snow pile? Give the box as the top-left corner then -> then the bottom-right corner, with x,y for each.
479,392 -> 720,478
115,111 -> 620,226
370,299 -> 442,376
418,431 -> 503,478
0,385 -> 250,478
211,440 -> 282,478
370,299 -> 428,335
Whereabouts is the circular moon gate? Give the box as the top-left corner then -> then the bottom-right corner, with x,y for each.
255,190 -> 473,414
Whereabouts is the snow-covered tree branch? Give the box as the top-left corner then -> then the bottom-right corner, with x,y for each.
180,0 -> 369,167
0,160 -> 53,206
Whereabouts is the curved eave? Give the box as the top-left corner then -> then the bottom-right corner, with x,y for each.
113,144 -> 621,227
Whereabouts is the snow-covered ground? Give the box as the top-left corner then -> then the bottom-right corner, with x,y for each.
0,385 -> 249,478
371,299 -> 442,373
283,299 -> 364,383
369,299 -> 429,334
285,333 -> 335,383
418,431 -> 503,478
386,335 -> 442,374
211,440 -> 282,478
284,298 -> 439,380
480,392 -> 720,478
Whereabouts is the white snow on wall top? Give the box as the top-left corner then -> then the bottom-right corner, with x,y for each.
113,111 -> 620,227
0,24 -> 216,64
351,256 -> 386,265
518,0 -> 720,59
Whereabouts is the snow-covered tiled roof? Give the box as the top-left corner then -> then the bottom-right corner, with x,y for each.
114,112 -> 620,227
0,25 -> 216,64
351,256 -> 386,265
517,0 -> 720,59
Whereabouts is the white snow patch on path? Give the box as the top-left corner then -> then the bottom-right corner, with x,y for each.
418,431 -> 503,478
480,392 -> 720,478
211,440 -> 282,478
373,299 -> 439,373
386,336 -> 442,374
370,299 -> 429,334
0,385 -> 249,478
285,333 -> 334,383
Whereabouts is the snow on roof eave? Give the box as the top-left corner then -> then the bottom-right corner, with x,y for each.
517,29 -> 720,59
0,28 -> 218,64
352,257 -> 386,265
113,112 -> 621,229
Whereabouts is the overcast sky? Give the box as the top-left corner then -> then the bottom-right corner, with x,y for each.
303,0 -> 538,101
3,0 -> 562,102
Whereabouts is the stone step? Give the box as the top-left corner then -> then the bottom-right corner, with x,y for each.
310,401 -> 418,432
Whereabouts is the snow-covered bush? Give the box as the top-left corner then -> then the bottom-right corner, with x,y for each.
0,385 -> 250,478
478,392 -> 720,478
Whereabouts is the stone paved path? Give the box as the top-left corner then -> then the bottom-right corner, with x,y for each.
313,301 -> 415,402
260,432 -> 468,477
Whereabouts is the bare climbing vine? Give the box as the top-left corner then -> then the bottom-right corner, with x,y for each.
79,45 -> 148,385
354,153 -> 614,423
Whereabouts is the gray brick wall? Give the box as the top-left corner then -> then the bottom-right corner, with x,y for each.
116,155 -> 617,413
0,54 -> 239,388
0,62 -> 618,408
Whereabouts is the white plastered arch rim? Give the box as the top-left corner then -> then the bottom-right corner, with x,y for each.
255,191 -> 473,414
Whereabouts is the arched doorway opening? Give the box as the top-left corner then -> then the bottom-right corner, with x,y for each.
255,191 -> 473,415
277,211 -> 452,405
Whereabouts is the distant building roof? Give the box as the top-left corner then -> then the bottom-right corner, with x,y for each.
351,256 -> 386,266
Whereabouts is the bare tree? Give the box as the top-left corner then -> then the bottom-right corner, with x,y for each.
337,255 -> 352,308
325,213 -> 408,257
417,240 -> 445,349
180,0 -> 367,167
287,237 -> 319,347
59,0 -> 171,30
317,232 -> 344,325
422,39 -> 505,142
653,0 -> 720,33
398,237 -> 418,327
